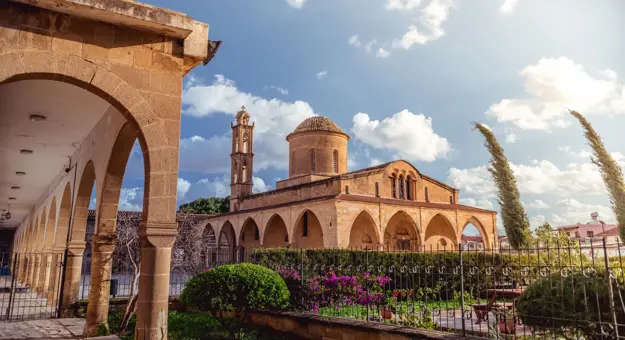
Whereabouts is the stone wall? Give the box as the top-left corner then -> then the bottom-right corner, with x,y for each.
248,310 -> 480,340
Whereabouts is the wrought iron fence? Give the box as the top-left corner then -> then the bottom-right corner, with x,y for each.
0,252 -> 64,321
75,239 -> 625,339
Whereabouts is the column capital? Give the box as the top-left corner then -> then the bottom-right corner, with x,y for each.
66,241 -> 86,255
139,221 -> 178,248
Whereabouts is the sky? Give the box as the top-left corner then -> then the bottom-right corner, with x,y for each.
95,0 -> 625,236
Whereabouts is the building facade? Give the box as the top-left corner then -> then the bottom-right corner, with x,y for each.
197,110 -> 498,255
557,212 -> 621,257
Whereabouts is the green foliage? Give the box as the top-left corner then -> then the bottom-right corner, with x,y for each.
473,123 -> 532,249
517,270 -> 625,339
570,110 -> 625,242
532,222 -> 583,266
249,249 -> 587,299
181,263 -> 290,314
179,196 -> 230,214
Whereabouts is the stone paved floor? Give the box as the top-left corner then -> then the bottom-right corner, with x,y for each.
0,318 -> 98,340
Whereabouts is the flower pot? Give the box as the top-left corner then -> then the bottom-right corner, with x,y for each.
498,317 -> 516,334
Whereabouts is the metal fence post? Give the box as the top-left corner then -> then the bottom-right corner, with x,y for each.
603,238 -> 619,338
5,253 -> 19,321
459,246 -> 466,337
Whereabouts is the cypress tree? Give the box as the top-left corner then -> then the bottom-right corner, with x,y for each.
569,110 -> 625,240
473,123 -> 532,249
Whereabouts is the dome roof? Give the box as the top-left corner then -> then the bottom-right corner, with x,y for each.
292,116 -> 346,135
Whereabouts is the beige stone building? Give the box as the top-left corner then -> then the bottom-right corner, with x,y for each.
198,110 -> 498,257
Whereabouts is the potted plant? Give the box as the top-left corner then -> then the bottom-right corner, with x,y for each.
497,308 -> 516,334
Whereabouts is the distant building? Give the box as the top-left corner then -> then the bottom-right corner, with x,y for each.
556,212 -> 620,257
461,235 -> 508,251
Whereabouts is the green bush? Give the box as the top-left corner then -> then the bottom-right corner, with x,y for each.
249,248 -> 580,297
516,270 -> 625,339
181,263 -> 290,339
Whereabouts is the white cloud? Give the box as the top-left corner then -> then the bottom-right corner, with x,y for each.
530,215 -> 546,227
119,187 -> 143,211
369,158 -> 383,167
252,177 -> 272,193
265,86 -> 289,95
365,40 -> 377,53
499,0 -> 520,14
377,48 -> 391,58
316,71 -> 328,80
352,110 -> 451,162
486,57 -> 625,130
286,0 -> 306,9
348,35 -> 362,48
391,0 -> 452,49
177,178 -> 191,199
459,197 -> 495,210
449,159 -> 608,199
505,132 -> 517,144
183,176 -> 272,203
181,75 -> 317,173
386,0 -> 422,11
527,199 -> 550,209
552,199 -> 614,225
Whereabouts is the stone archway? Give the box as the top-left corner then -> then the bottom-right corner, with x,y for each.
383,211 -> 420,251
199,224 -> 218,267
31,207 -> 46,291
37,197 -> 57,296
217,221 -> 236,264
460,217 -> 491,251
48,183 -> 71,303
348,210 -> 380,249
240,217 -> 261,250
293,210 -> 324,249
264,214 -> 289,248
424,213 -> 457,251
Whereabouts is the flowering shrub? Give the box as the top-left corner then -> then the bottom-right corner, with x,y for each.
275,267 -> 391,314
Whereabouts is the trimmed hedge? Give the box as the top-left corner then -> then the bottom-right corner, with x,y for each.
249,248 -> 593,297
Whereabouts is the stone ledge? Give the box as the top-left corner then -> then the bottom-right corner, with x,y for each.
251,310 -> 483,340
10,0 -> 193,37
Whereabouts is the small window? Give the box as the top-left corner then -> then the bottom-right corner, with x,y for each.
587,231 -> 594,238
254,228 -> 259,240
242,165 -> 247,183
242,133 -> 249,153
405,178 -> 411,200
575,231 -> 580,238
284,232 -> 289,242
241,231 -> 245,241
303,212 -> 308,237
332,150 -> 338,173
391,176 -> 397,198
425,186 -> 429,202
375,182 -> 380,197
450,195 -> 453,204
291,152 -> 296,175
311,150 -> 316,172
345,185 -> 350,194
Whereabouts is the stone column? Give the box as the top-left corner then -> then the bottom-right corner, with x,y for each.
46,249 -> 65,305
39,254 -> 53,297
61,242 -> 85,317
134,223 -> 177,340
83,234 -> 115,337
27,254 -> 38,288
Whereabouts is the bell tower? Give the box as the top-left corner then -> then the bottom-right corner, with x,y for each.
230,105 -> 254,212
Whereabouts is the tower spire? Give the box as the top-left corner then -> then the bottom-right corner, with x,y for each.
230,105 -> 254,212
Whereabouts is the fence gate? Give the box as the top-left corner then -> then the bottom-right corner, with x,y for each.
0,252 -> 65,322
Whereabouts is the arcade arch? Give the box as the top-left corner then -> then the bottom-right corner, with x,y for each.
264,214 -> 289,248
348,210 -> 379,249
424,213 -> 457,250
293,210 -> 324,249
383,211 -> 419,251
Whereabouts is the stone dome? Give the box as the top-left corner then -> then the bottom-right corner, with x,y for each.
292,116 -> 346,135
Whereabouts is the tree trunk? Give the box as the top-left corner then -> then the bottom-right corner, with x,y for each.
119,260 -> 140,333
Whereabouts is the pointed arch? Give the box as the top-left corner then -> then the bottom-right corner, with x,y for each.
424,213 -> 457,250
44,197 -> 57,250
70,160 -> 96,244
199,223 -> 218,267
293,209 -> 324,249
349,210 -> 380,249
264,214 -> 289,248
36,207 -> 47,252
54,182 -> 73,249
460,216 -> 491,250
383,210 -> 419,251
28,215 -> 39,253
240,217 -> 261,250
219,221 -> 236,249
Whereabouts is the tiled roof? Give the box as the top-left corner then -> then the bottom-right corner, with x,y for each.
596,227 -> 620,237
292,116 -> 346,135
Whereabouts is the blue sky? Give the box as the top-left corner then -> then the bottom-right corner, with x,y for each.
101,0 -> 625,235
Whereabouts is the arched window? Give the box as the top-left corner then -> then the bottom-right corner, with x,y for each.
234,134 -> 239,153
311,150 -> 316,172
233,161 -> 238,183
406,177 -> 412,200
242,163 -> 247,183
332,150 -> 338,173
425,186 -> 429,202
391,175 -> 397,198
242,133 -> 248,153
398,175 -> 405,199
291,152 -> 296,175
